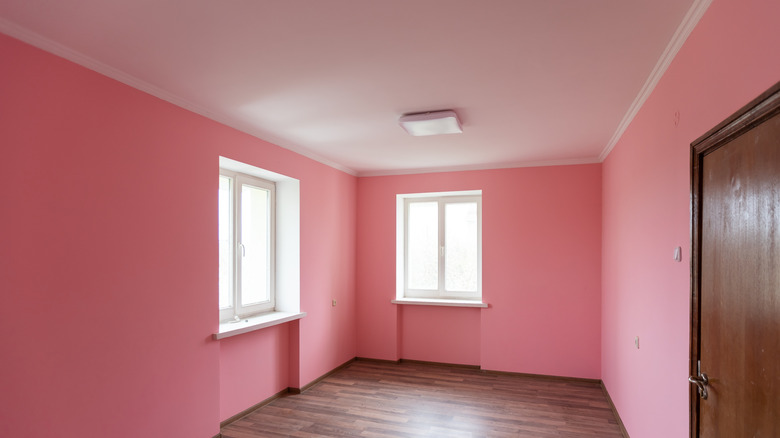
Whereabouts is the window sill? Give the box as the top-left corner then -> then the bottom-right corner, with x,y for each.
391,298 -> 488,308
213,311 -> 306,340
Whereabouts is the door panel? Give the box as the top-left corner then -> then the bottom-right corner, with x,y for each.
691,82 -> 780,438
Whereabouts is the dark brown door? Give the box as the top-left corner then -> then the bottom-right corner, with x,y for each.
690,82 -> 780,437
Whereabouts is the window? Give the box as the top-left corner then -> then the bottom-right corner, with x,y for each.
213,156 -> 303,340
219,169 -> 276,321
398,191 -> 482,301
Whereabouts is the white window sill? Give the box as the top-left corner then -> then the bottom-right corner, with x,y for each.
391,298 -> 488,308
213,311 -> 306,340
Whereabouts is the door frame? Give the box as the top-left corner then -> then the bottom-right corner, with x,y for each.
689,81 -> 780,437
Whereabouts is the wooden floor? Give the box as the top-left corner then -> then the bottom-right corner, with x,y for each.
221,360 -> 624,438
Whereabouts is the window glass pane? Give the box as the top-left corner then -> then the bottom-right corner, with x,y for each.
407,202 -> 438,290
445,202 -> 478,292
240,184 -> 270,306
218,176 -> 232,310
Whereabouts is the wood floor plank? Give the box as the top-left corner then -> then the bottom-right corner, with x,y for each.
221,361 -> 624,437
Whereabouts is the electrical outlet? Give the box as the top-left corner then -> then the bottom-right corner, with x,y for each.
332,299 -> 337,307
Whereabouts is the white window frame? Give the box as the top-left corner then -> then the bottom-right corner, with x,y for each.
214,156 -> 304,340
219,169 -> 276,322
397,191 -> 482,301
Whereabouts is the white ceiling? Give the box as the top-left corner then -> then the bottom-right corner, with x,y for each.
0,0 -> 708,176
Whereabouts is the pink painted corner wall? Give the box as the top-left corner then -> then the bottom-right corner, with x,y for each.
600,0 -> 780,437
356,165 -> 602,378
0,33 -> 357,437
298,164 -> 358,387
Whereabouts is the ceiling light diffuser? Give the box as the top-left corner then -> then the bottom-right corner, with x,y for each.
399,110 -> 462,136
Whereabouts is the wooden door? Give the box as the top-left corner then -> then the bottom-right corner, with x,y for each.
690,82 -> 780,437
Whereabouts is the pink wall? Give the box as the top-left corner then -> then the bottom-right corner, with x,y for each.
219,325 -> 289,420
356,165 -> 602,378
600,0 -> 780,437
298,165 -> 358,386
4,0 -> 775,435
400,306 -> 481,366
0,33 -> 357,437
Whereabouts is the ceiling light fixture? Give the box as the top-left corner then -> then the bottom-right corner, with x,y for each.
399,110 -> 462,136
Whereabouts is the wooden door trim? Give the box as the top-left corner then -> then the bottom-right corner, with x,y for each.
689,81 -> 780,437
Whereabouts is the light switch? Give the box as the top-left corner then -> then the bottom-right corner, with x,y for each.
673,246 -> 682,262
634,336 -> 640,349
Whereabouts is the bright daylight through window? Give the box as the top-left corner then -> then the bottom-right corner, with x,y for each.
219,169 -> 275,322
400,192 -> 482,301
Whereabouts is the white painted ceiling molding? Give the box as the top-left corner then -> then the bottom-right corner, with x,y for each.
0,17 -> 357,176
598,0 -> 713,162
360,156 -> 601,178
0,1 -> 712,177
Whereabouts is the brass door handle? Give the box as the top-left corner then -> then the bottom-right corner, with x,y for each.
689,373 -> 709,399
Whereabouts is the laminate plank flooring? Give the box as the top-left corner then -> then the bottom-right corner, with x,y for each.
221,360 -> 624,438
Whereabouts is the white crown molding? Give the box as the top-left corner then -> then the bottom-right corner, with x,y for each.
598,0 -> 713,162
357,156 -> 602,177
1,0 -> 712,178
0,18 -> 358,176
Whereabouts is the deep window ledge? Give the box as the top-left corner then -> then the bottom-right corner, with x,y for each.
213,311 -> 306,340
391,298 -> 488,308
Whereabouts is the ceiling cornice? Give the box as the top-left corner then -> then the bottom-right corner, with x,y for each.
2,0 -> 711,178
598,0 -> 713,162
0,17 -> 359,176
358,156 -> 602,178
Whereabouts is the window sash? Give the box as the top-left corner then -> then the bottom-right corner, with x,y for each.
219,169 -> 276,322
404,195 -> 481,299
